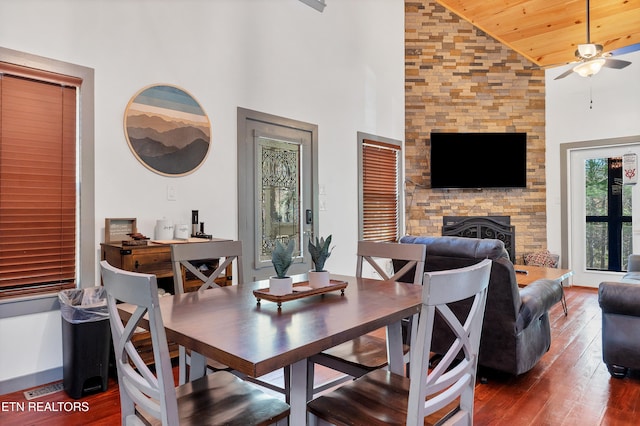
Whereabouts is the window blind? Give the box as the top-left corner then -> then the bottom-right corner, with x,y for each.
0,73 -> 77,298
362,140 -> 400,242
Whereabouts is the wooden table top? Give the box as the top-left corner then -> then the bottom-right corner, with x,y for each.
118,274 -> 422,378
101,237 -> 230,249
514,264 -> 573,286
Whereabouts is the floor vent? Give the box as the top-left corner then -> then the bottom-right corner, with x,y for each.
23,381 -> 64,400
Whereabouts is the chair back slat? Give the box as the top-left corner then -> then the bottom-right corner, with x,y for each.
170,240 -> 243,293
356,240 -> 427,351
307,258 -> 491,426
356,241 -> 426,286
407,258 -> 491,424
100,260 -> 179,425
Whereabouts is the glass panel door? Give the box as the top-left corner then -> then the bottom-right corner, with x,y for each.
570,144 -> 640,287
237,108 -> 317,281
257,137 -> 303,266
584,157 -> 632,272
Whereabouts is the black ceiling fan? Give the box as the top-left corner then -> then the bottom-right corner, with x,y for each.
554,0 -> 637,80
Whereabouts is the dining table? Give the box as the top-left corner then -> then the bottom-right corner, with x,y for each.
117,273 -> 423,425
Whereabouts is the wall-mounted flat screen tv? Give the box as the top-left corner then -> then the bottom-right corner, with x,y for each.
430,132 -> 527,189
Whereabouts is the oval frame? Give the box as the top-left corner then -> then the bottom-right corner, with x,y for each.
123,84 -> 211,176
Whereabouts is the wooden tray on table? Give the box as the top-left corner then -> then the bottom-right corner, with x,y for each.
253,279 -> 348,308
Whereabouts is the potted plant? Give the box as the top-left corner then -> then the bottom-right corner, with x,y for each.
270,239 -> 295,295
308,235 -> 333,288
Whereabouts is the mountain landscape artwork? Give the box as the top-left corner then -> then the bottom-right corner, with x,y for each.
124,84 -> 211,176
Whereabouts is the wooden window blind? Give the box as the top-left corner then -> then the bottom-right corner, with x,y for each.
362,139 -> 400,242
0,73 -> 77,299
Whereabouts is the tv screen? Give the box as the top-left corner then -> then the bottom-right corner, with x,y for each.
430,132 -> 527,189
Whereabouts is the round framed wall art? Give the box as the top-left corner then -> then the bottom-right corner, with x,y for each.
124,84 -> 211,176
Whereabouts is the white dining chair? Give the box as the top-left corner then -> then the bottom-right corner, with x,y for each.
170,240 -> 244,384
170,239 -> 243,294
307,240 -> 426,397
100,260 -> 290,426
170,240 -> 291,400
307,258 -> 492,426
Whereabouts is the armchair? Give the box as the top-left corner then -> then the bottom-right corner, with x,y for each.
598,254 -> 640,377
395,235 -> 563,375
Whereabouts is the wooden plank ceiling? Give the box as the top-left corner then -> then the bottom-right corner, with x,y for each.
435,0 -> 640,67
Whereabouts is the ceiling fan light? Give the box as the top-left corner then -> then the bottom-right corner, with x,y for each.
573,58 -> 606,77
578,44 -> 598,58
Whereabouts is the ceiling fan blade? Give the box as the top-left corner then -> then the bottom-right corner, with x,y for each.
540,61 -> 575,70
554,68 -> 576,80
603,58 -> 632,69
609,43 -> 640,57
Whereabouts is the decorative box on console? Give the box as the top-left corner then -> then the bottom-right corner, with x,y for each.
104,218 -> 137,244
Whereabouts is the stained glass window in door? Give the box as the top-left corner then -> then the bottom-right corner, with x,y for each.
257,137 -> 302,264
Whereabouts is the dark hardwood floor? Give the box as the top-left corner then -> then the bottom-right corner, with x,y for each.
2,286 -> 639,425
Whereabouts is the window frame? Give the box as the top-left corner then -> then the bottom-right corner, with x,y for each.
0,47 -> 94,315
357,132 -> 404,242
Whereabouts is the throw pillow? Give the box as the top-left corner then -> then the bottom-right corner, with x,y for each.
524,250 -> 558,268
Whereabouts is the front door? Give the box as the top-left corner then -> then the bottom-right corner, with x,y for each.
569,144 -> 640,286
237,108 -> 318,281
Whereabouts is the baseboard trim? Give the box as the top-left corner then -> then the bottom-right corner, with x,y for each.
0,367 -> 62,395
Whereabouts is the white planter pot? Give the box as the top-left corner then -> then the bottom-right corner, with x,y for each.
269,276 -> 293,296
308,270 -> 330,288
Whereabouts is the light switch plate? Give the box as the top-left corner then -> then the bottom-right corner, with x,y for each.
167,185 -> 177,201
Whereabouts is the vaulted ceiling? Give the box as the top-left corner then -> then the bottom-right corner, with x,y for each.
435,0 -> 640,68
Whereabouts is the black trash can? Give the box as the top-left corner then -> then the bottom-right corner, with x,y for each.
59,287 -> 110,399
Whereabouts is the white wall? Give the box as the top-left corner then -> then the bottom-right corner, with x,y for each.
545,49 -> 640,269
0,311 -> 63,388
0,0 -> 404,387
